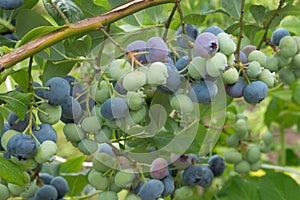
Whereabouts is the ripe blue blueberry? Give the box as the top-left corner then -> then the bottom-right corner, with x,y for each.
194,32 -> 219,58
182,165 -> 214,187
61,96 -> 83,121
8,112 -> 30,132
189,80 -> 218,104
158,64 -> 181,94
176,24 -> 199,49
0,0 -> 24,10
139,179 -> 165,200
101,97 -> 129,121
175,56 -> 189,74
203,26 -> 224,36
225,79 -> 247,98
146,37 -> 169,63
161,176 -> 175,197
32,124 -> 57,143
126,40 -> 148,64
50,176 -> 69,198
7,133 -> 38,160
271,28 -> 290,46
243,81 -> 268,104
45,77 -> 71,106
33,185 -> 58,200
208,154 -> 226,177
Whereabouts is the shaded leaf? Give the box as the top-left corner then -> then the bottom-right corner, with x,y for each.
108,0 -> 127,8
221,0 -> 241,19
42,60 -> 76,84
65,35 -> 92,57
292,80 -> 300,105
264,97 -> 283,127
0,157 -> 28,186
63,174 -> 88,197
250,5 -> 266,24
270,90 -> 292,101
10,70 -> 29,90
0,91 -> 33,119
36,41 -> 66,61
259,171 -> 300,200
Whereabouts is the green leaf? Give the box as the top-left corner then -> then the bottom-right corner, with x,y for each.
15,9 -> 51,38
270,90 -> 292,101
250,5 -> 266,24
264,5 -> 300,29
150,90 -> 172,115
264,97 -> 283,127
42,60 -> 76,84
259,171 -> 300,200
20,0 -> 39,9
0,113 -> 4,133
184,14 -> 206,26
108,0 -> 127,8
60,155 -> 85,173
221,0 -> 241,19
292,80 -> 300,105
281,16 -> 300,36
65,35 -> 92,57
286,149 -> 300,166
63,174 -> 88,197
43,0 -> 84,25
36,41 -> 66,61
0,91 -> 33,120
73,0 -> 107,18
0,157 -> 28,186
10,70 -> 29,90
220,176 -> 259,200
17,26 -> 66,47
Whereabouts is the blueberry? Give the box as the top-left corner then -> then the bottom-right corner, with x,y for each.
50,176 -> 69,198
208,154 -> 226,177
271,28 -> 290,46
32,124 -> 57,143
0,0 -> 24,10
3,34 -> 18,41
194,32 -> 218,58
101,97 -> 129,121
7,133 -> 38,160
157,64 -> 180,94
225,79 -> 247,98
243,81 -> 268,104
126,40 -> 148,64
8,112 -> 30,132
45,77 -> 71,106
0,122 -> 11,150
139,179 -> 164,200
175,56 -> 189,74
33,185 -> 58,200
203,26 -> 224,36
176,24 -> 199,49
161,176 -> 175,197
33,82 -> 47,101
182,165 -> 214,187
39,173 -> 54,184
146,37 -> 169,63
61,96 -> 83,121
63,75 -> 83,98
189,80 -> 218,104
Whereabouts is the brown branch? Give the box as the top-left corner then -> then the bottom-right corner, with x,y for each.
257,0 -> 285,49
0,0 -> 176,72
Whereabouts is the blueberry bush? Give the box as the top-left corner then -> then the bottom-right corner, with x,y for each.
0,0 -> 300,199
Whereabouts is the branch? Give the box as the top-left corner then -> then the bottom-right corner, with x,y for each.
257,0 -> 285,49
0,0 -> 176,72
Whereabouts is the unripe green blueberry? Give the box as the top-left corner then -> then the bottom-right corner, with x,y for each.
293,68 -> 300,78
259,140 -> 272,153
246,144 -> 260,163
20,180 -> 38,198
217,32 -> 237,55
250,159 -> 262,171
236,119 -> 248,140
226,134 -> 240,147
95,80 -> 110,104
94,126 -> 112,143
35,141 -> 57,164
265,55 -> 279,72
247,61 -> 262,78
234,160 -> 250,174
227,53 -> 236,65
93,152 -> 115,173
81,116 -> 102,133
0,184 -> 10,200
261,131 -> 273,145
170,94 -> 195,113
224,149 -> 243,164
278,67 -> 295,84
292,36 -> 300,53
222,67 -> 239,84
8,183 -> 25,196
277,53 -> 292,67
258,69 -> 274,87
126,91 -> 145,111
188,56 -> 207,80
206,52 -> 227,77
38,103 -> 62,125
291,53 -> 300,69
63,123 -> 85,142
123,70 -> 147,91
114,171 -> 135,188
12,157 -> 38,171
109,59 -> 131,80
279,36 -> 298,58
88,169 -> 109,190
174,186 -> 194,200
98,191 -> 118,200
248,50 -> 266,67
147,62 -> 168,86
78,138 -> 98,155
126,194 -> 142,200
129,106 -> 147,124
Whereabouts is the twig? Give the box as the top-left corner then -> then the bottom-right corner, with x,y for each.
162,4 -> 178,41
0,0 -> 177,71
236,0 -> 246,64
262,164 -> 300,176
257,0 -> 285,49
